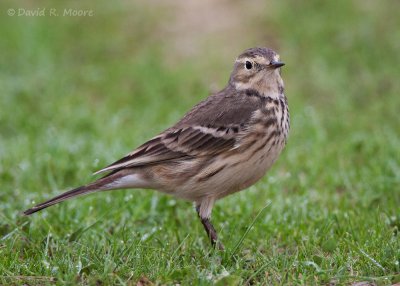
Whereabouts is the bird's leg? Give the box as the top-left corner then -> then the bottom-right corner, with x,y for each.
196,204 -> 224,250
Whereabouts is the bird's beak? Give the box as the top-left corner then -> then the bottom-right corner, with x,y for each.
270,61 -> 285,69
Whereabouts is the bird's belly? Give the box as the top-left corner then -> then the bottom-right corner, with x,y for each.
217,140 -> 285,198
174,137 -> 285,201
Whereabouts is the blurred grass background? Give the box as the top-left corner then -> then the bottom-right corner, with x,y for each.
0,0 -> 399,285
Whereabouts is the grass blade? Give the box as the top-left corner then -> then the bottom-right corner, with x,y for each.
230,200 -> 271,258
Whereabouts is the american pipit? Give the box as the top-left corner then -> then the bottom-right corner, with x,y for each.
24,47 -> 289,249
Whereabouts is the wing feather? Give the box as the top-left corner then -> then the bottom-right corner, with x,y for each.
94,126 -> 238,174
95,87 -> 264,175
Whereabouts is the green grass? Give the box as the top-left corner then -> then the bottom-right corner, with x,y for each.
1,0 -> 399,285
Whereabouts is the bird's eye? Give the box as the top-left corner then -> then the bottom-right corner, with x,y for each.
245,61 -> 253,70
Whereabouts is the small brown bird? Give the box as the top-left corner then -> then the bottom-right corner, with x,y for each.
24,47 -> 289,249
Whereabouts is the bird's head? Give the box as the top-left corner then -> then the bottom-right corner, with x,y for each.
229,47 -> 285,97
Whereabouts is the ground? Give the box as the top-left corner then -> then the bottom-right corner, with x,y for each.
0,0 -> 399,285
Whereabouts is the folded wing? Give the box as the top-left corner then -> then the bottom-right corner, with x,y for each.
95,125 -> 239,174
95,89 -> 263,175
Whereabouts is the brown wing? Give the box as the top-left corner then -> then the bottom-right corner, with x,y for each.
94,87 -> 263,174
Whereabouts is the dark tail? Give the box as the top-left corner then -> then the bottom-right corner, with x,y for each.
23,170 -> 123,215
23,185 -> 99,215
